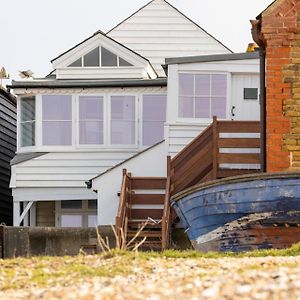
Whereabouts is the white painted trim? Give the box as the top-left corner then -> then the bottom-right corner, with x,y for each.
13,202 -> 20,226
18,201 -> 33,226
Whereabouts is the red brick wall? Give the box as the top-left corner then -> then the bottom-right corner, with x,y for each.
261,0 -> 300,172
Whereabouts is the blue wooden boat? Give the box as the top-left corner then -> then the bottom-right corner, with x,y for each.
171,172 -> 300,252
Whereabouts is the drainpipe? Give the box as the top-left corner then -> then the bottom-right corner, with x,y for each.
251,18 -> 266,172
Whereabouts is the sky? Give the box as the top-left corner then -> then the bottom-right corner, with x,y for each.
0,0 -> 274,85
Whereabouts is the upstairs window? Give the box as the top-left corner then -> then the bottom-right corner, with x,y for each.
67,46 -> 133,68
20,96 -> 35,147
142,95 -> 166,146
79,96 -> 104,144
179,73 -> 227,119
111,96 -> 135,145
42,95 -> 72,146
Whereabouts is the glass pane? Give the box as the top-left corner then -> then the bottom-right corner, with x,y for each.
178,96 -> 194,118
88,200 -> 97,209
61,200 -> 82,209
42,95 -> 72,120
21,97 -> 35,122
79,96 -> 103,120
119,57 -> 133,67
68,58 -> 82,67
83,47 -> 99,67
211,74 -> 227,96
111,96 -> 135,144
21,122 -> 35,147
88,215 -> 97,227
43,121 -> 72,145
211,97 -> 226,119
101,47 -> 117,66
195,74 -> 210,96
61,215 -> 82,227
244,88 -> 258,100
179,74 -> 194,95
195,97 -> 210,118
143,95 -> 166,121
143,121 -> 164,146
79,121 -> 103,144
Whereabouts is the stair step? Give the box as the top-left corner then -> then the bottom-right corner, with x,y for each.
127,231 -> 162,238
131,194 -> 165,205
131,177 -> 166,190
128,220 -> 162,229
130,209 -> 163,220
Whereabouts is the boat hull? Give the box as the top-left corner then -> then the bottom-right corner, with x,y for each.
171,173 -> 300,252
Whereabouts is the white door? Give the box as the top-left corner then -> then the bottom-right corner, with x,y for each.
231,74 -> 260,121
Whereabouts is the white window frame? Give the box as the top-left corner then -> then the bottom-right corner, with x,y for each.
108,94 -> 139,149
177,72 -> 231,124
55,200 -> 97,228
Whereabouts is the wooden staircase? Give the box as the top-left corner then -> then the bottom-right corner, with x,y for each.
116,117 -> 261,251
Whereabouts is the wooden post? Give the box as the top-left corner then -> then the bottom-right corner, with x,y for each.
212,116 -> 218,180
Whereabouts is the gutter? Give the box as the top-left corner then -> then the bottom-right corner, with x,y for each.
251,18 -> 266,172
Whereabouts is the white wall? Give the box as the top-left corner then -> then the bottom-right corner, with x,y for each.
92,141 -> 167,225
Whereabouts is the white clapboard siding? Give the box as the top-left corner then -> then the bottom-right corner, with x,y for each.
108,0 -> 231,76
167,123 -> 208,157
13,151 -> 138,188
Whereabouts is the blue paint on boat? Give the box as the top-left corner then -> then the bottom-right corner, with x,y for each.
171,173 -> 300,252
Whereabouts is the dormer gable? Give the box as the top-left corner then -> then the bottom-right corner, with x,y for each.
51,31 -> 157,80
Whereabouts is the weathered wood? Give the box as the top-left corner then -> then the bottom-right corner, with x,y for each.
218,153 -> 260,164
218,138 -> 260,148
131,177 -> 166,190
212,116 -> 218,180
130,209 -> 163,220
217,121 -> 260,133
131,194 -> 165,205
217,169 -> 259,178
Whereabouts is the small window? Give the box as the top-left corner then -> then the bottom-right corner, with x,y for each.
20,96 -> 35,147
61,200 -> 82,209
244,88 -> 258,100
119,57 -> 133,67
68,58 -> 82,67
101,47 -> 118,66
42,95 -> 72,146
83,47 -> 99,67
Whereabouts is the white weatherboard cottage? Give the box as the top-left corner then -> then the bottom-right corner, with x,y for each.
10,0 -> 259,227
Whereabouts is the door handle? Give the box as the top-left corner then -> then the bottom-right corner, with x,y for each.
231,106 -> 236,117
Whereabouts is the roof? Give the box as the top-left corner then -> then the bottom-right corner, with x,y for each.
89,140 -> 165,183
0,88 -> 16,105
51,30 -> 152,65
10,152 -> 48,166
9,78 -> 167,89
107,0 -> 232,53
165,51 -> 259,65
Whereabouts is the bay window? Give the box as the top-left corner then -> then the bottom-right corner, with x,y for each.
42,95 -> 72,145
110,96 -> 136,145
20,96 -> 35,147
142,94 -> 166,146
179,73 -> 227,119
79,96 -> 104,144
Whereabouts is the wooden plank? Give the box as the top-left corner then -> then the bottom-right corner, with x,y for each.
130,209 -> 163,220
131,194 -> 165,205
218,153 -> 260,164
131,177 -> 166,190
218,138 -> 260,148
212,116 -> 218,180
217,121 -> 260,133
217,169 -> 260,178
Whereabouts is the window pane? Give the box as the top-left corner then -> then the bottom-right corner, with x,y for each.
179,96 -> 193,118
119,57 -> 133,66
88,200 -> 97,209
61,215 -> 82,227
244,88 -> 258,100
79,96 -> 103,120
195,74 -> 210,96
88,215 -> 97,227
68,58 -> 82,67
195,97 -> 210,118
43,121 -> 72,145
83,47 -> 99,67
101,47 -> 117,66
111,96 -> 135,144
79,121 -> 103,144
43,95 -> 72,120
179,74 -> 194,95
21,97 -> 35,122
61,200 -> 82,209
21,122 -> 35,147
211,74 -> 227,96
142,95 -> 166,146
211,97 -> 226,119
